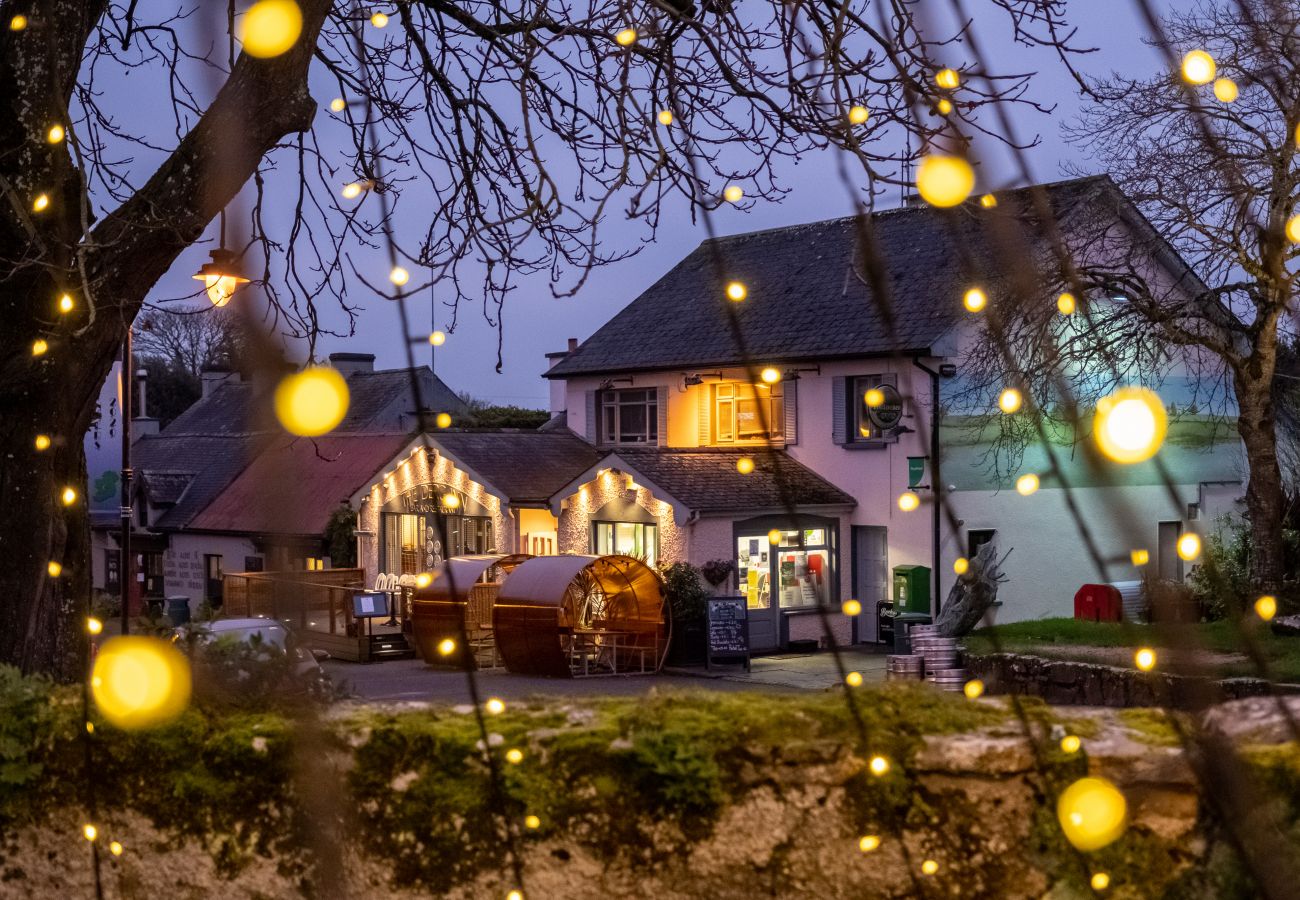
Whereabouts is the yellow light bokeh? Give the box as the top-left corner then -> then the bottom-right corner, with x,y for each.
725,281 -> 747,302
845,671 -> 863,687
848,105 -> 869,125
937,98 -> 953,115
897,491 -> 920,512
858,834 -> 881,852
1057,292 -> 1076,315
1091,871 -> 1111,891
1061,734 -> 1081,753
657,109 -> 673,125
953,557 -> 969,575
32,339 -> 49,356
980,193 -> 997,208
963,287 -> 987,312
442,492 -> 460,509
723,184 -> 744,203
35,434 -> 51,451
842,599 -> 862,617
507,891 -> 523,900
614,27 -> 637,46
1176,532 -> 1201,561
485,697 -> 506,715
414,572 -> 432,589
83,824 -> 97,841
429,330 -> 447,346
1057,777 -> 1127,851
868,755 -> 889,776
435,412 -> 452,428
1213,78 -> 1238,102
921,859 -> 939,876
58,293 -> 74,313
1180,49 -> 1216,85
437,638 -> 456,655
33,193 -> 50,212
330,97 -> 346,112
916,154 -> 974,207
1134,647 -> 1156,671
1255,595 -> 1278,621
109,840 -> 123,856
864,388 -> 884,408
10,14 -> 28,30
61,486 -> 77,505
341,181 -> 363,199
1016,473 -> 1040,496
389,266 -> 410,286
87,617 -> 103,635
506,748 -> 524,764
1130,548 -> 1150,566
767,528 -> 782,545
759,366 -> 781,384
370,11 -> 389,27
525,814 -> 541,829
998,388 -> 1022,414
1287,215 -> 1300,244
273,366 -> 350,437
47,124 -> 65,143
935,68 -> 960,89
736,457 -> 755,475
1093,387 -> 1167,464
91,636 -> 192,730
240,0 -> 302,58
963,679 -> 985,699
48,561 -> 63,577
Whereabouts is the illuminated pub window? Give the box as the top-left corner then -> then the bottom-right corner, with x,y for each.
378,484 -> 494,575
600,388 -> 658,444
592,521 -> 658,565
714,382 -> 783,443
736,522 -> 835,610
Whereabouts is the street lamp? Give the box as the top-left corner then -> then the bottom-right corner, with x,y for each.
192,248 -> 249,307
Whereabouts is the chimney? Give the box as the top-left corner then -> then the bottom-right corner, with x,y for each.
200,366 -> 237,398
329,352 -> 376,380
543,338 -> 579,417
132,366 -> 160,435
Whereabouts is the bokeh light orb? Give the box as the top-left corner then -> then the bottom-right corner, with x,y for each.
1060,734 -> 1081,754
1057,292 -> 1076,315
1287,215 -> 1300,244
845,671 -> 863,687
842,599 -> 862,617
1180,49 -> 1216,85
760,367 -> 781,384
963,679 -> 985,699
1130,548 -> 1150,566
963,287 -> 987,312
1134,647 -> 1157,671
657,109 -> 673,125
1093,387 -> 1167,464
935,68 -> 960,89
1058,777 -> 1127,851
274,366 -> 350,436
897,491 -> 920,512
999,388 -> 1022,413
953,557 -> 969,575
1176,532 -> 1201,561
1016,473 -> 1040,496
1091,871 -> 1111,890
1255,595 -> 1277,621
864,387 -> 885,408
435,412 -> 452,428
916,155 -> 974,208
239,0 -> 303,59
723,184 -> 744,203
848,105 -> 869,125
767,528 -> 782,545
1213,78 -> 1238,102
726,281 -> 747,302
868,755 -> 890,776
736,456 -> 755,475
858,834 -> 880,852
91,636 -> 191,730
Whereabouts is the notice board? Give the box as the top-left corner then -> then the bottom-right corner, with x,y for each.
706,596 -> 751,671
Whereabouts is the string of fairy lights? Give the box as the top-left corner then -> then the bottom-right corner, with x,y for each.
12,0 -> 1298,895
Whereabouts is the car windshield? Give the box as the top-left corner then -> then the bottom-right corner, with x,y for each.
208,624 -> 288,649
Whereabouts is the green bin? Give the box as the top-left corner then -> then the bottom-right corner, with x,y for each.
892,565 -> 931,616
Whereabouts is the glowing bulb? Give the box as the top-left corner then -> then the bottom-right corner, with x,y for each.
1057,777 -> 1127,851
83,824 -> 97,841
847,105 -> 869,125
414,572 -> 432,589
953,557 -> 969,575
1176,532 -> 1201,561
937,98 -> 953,115
858,835 -> 880,852
1180,49 -> 1216,85
963,679 -> 985,699
58,293 -> 73,313
767,529 -> 781,545
1213,78 -> 1238,102
1093,387 -> 1167,464
330,97 -> 346,112
657,109 -> 673,125
35,434 -> 51,451
963,287 -> 987,312
725,281 -> 747,301
109,840 -> 123,856
341,181 -> 363,199
842,599 -> 862,617
998,388 -> 1022,414
505,748 -> 524,764
274,367 -> 350,437
389,266 -> 410,286
1015,473 -> 1039,496
916,155 -> 974,208
48,561 -> 63,577
723,184 -> 744,203
897,491 -> 920,512
61,486 -> 77,505
239,0 -> 302,58
760,367 -> 781,384
1091,872 -> 1110,891
435,412 -> 452,428
485,697 -> 505,715
935,68 -> 960,89
1057,292 -> 1076,315
32,339 -> 48,356
1255,595 -> 1277,621
91,636 -> 192,729
615,27 -> 637,46
921,859 -> 939,876
1134,647 -> 1156,671
736,456 -> 755,475
864,388 -> 884,408
525,814 -> 541,829
47,124 -> 65,143
1060,734 -> 1081,754
370,11 -> 389,27
507,892 -> 523,900
1288,215 -> 1300,244
87,617 -> 103,635
845,671 -> 863,687
980,193 -> 997,208
1130,548 -> 1150,566
868,755 -> 889,776
33,193 -> 50,212
9,14 -> 27,30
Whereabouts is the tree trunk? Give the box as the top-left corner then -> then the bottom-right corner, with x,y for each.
1235,366 -> 1285,594
934,540 -> 1002,637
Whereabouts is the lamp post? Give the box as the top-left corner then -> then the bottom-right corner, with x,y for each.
119,329 -> 132,636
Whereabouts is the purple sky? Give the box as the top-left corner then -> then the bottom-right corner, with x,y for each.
140,0 -> 1163,408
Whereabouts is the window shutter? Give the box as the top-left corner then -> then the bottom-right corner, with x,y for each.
656,385 -> 669,447
783,381 -> 798,445
585,390 -> 598,444
697,385 -> 711,446
832,376 -> 846,445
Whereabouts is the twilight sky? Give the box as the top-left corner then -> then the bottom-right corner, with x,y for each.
140,0 -> 1165,409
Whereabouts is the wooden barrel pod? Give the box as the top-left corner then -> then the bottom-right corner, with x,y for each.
409,554 -> 532,668
494,555 -> 667,678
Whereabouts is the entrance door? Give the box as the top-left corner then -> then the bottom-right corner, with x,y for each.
853,526 -> 889,643
1157,521 -> 1182,581
205,554 -> 224,608
736,533 -> 779,651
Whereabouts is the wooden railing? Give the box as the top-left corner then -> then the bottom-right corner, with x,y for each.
223,569 -> 369,660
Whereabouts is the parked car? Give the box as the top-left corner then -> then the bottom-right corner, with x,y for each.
179,617 -> 332,701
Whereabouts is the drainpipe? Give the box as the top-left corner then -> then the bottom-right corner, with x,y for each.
911,357 -> 942,616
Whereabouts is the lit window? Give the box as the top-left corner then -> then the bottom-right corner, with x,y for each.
850,374 -> 901,444
714,382 -> 783,443
600,388 -> 658,445
592,521 -> 658,565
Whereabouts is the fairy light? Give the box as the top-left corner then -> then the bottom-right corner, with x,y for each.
109,841 -> 123,857
767,529 -> 782,545
858,835 -> 880,852
506,748 -> 524,764
91,636 -> 191,729
897,491 -> 920,512
1287,215 -> 1300,244
47,124 -> 65,144
847,105 -> 869,125
725,281 -> 747,301
1130,549 -> 1150,566
916,155 -> 974,207
32,339 -> 49,356
61,486 -> 77,506
389,266 -> 410,286
525,815 -> 541,829
845,671 -> 863,687
414,572 -> 432,589
730,456 -> 754,476
370,11 -> 389,27
33,193 -> 50,212
868,755 -> 889,776
9,13 -> 27,30
1213,78 -> 1238,102
614,27 -> 637,46
963,287 -> 987,312
429,330 -> 447,346
442,492 -> 460,509
657,109 -> 673,125
58,293 -> 74,313
1134,647 -> 1156,671
35,434 -> 51,451
1015,473 -> 1040,496
842,599 -> 862,616
980,193 -> 997,208
485,697 -> 505,715
1255,595 -> 1278,621
998,388 -> 1022,413
936,98 -> 953,115
1057,292 -> 1076,315
953,557 -> 969,575
1180,49 -> 1216,85
1176,532 -> 1201,561
963,679 -> 985,699
330,97 -> 346,112
435,412 -> 452,428
921,860 -> 939,876
48,561 -> 63,577
935,68 -> 960,89
1091,872 -> 1111,891
433,639 -> 456,657
723,185 -> 743,203
864,388 -> 884,408
1060,734 -> 1081,754
759,367 -> 781,384
274,367 -> 350,436
1057,777 -> 1127,851
1093,387 -> 1167,464
239,0 -> 303,58
507,892 -> 523,900
341,181 -> 364,199
83,824 -> 97,842
87,617 -> 103,635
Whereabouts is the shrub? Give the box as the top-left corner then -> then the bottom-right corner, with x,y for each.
659,562 -> 709,623
1188,518 -> 1257,620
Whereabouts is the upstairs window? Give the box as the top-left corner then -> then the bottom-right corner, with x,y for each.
600,388 -> 658,445
839,373 -> 901,446
714,382 -> 783,443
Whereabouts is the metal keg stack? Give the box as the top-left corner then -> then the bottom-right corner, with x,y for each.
911,625 -> 969,692
885,653 -> 925,682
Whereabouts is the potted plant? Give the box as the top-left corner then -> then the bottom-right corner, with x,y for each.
661,562 -> 709,666
700,558 -> 736,592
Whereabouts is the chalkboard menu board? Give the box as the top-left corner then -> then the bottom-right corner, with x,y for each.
706,596 -> 751,671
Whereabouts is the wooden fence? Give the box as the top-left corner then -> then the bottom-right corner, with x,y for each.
223,569 -> 370,661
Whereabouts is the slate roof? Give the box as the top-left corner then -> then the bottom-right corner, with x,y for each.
547,176 -> 1113,377
138,471 -> 195,506
606,448 -> 856,512
433,431 -> 603,505
131,434 -> 260,530
189,433 -> 413,536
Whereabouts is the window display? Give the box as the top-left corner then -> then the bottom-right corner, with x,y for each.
737,526 -> 833,610
592,520 -> 658,565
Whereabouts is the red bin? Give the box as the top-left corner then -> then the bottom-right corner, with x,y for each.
1074,584 -> 1122,622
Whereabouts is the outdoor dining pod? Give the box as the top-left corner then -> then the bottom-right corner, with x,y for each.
492,554 -> 668,678
409,554 -> 532,668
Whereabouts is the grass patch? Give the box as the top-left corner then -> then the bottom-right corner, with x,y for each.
1117,708 -> 1181,746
